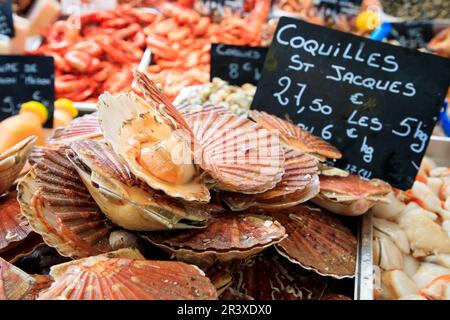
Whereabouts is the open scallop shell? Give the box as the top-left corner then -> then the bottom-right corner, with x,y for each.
141,213 -> 287,266
220,149 -> 319,210
17,147 -> 115,258
186,110 -> 285,194
0,192 -> 31,252
249,110 -> 342,161
38,248 -> 218,300
98,79 -> 209,202
47,112 -> 102,145
312,174 -> 392,216
0,257 -> 36,300
226,252 -> 327,300
271,204 -> 357,278
67,139 -> 211,231
0,136 -> 36,196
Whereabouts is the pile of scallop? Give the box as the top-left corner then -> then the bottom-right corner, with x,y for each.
372,158 -> 450,300
0,71 -> 395,300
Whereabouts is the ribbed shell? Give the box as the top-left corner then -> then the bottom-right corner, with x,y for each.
318,174 -> 392,199
221,149 -> 319,210
23,275 -> 53,300
38,251 -> 218,300
142,213 -> 287,262
0,192 -> 31,251
249,110 -> 342,160
0,257 -> 36,300
186,110 -> 285,193
226,252 -> 327,300
68,140 -> 211,231
47,112 -> 102,145
133,70 -> 192,133
271,204 -> 357,278
0,136 -> 36,196
177,104 -> 230,117
17,147 -> 114,258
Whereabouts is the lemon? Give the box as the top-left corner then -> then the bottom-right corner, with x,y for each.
55,98 -> 78,118
20,101 -> 49,124
356,10 -> 381,32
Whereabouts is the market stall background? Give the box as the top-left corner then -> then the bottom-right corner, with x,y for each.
0,0 -> 449,301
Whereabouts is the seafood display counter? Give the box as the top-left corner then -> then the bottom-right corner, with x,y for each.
0,0 -> 449,301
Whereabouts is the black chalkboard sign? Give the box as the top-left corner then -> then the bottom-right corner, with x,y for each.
315,0 -> 362,17
389,20 -> 433,50
251,17 -> 450,190
210,43 -> 268,85
0,55 -> 54,128
0,0 -> 14,38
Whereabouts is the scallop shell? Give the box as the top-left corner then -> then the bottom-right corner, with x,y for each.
271,204 -> 357,278
186,110 -> 285,193
17,147 -> 115,258
220,149 -> 319,210
249,110 -> 342,161
142,213 -> 287,264
98,90 -> 209,202
226,252 -> 327,300
24,275 -> 53,300
0,192 -> 31,252
68,139 -> 211,231
0,136 -> 37,196
312,174 -> 392,216
38,248 -> 218,300
47,112 -> 102,145
0,257 -> 36,300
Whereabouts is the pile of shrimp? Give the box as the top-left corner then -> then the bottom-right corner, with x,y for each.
146,0 -> 270,100
372,157 -> 450,300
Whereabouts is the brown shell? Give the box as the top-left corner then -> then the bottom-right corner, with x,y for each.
23,275 -> 53,300
187,110 -> 285,194
0,192 -> 31,252
0,233 -> 45,263
177,104 -> 230,117
68,139 -> 211,231
133,70 -> 193,133
0,257 -> 35,300
38,249 -> 218,300
142,213 -> 287,263
271,204 -> 357,278
47,112 -> 102,145
226,252 -> 327,300
17,147 -> 115,258
221,149 -> 319,210
249,110 -> 342,160
318,174 -> 392,198
0,136 -> 37,196
320,294 -> 352,300
313,174 -> 392,216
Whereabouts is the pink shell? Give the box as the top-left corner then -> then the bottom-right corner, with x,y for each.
0,257 -> 35,300
0,192 -> 31,252
47,112 -> 102,145
38,252 -> 218,300
271,204 -> 357,278
17,147 -> 115,258
143,213 -> 286,263
318,174 -> 391,198
186,110 -> 285,193
249,110 -> 342,160
221,149 -> 319,210
177,104 -> 230,117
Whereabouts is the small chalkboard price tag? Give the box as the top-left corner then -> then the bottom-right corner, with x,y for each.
251,17 -> 450,189
0,55 -> 55,128
0,0 -> 14,38
389,20 -> 433,50
315,0 -> 362,17
210,43 -> 268,86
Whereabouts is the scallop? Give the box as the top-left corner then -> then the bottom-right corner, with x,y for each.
0,136 -> 36,196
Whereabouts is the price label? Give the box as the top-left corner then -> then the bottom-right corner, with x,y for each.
210,43 -> 268,85
0,0 -> 14,38
251,17 -> 450,189
314,0 -> 362,17
0,55 -> 55,128
389,20 -> 434,50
